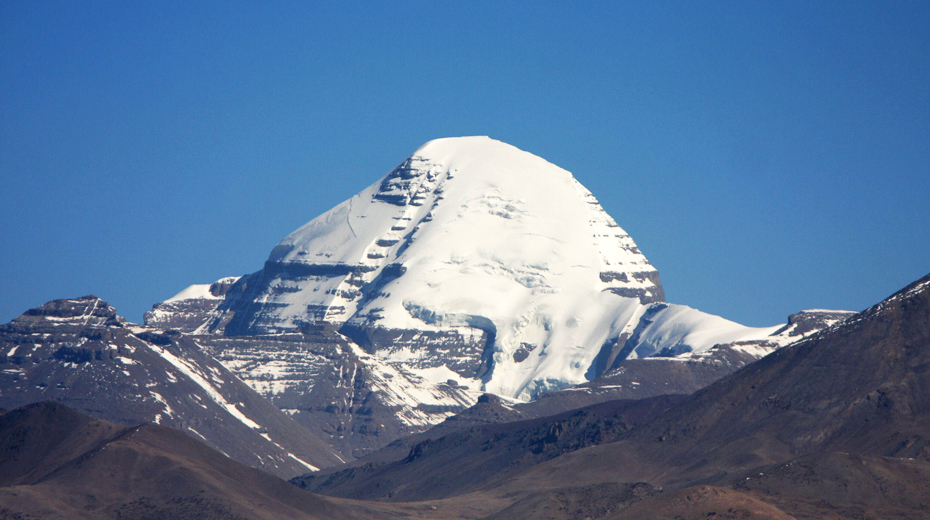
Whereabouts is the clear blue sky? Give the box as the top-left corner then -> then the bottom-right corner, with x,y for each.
2,1 -> 928,327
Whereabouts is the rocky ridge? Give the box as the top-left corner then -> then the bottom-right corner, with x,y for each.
0,296 -> 342,478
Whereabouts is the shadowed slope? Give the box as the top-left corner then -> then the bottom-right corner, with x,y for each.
0,401 -> 122,487
625,272 -> 930,482
0,402 -> 401,520
292,394 -> 684,501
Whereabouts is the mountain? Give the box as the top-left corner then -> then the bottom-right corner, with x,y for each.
145,137 -> 848,455
293,272 -> 930,518
0,296 -> 342,478
188,136 -> 670,401
0,402 -> 402,520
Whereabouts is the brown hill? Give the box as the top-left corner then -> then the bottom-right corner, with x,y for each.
619,272 -> 930,484
293,394 -> 684,501
0,402 -> 401,520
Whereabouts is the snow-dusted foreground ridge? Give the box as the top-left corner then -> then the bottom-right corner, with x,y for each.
0,296 -> 343,478
153,137 -> 849,404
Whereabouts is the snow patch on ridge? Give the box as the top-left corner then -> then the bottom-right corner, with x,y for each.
346,341 -> 479,427
287,452 -> 319,472
624,303 -> 783,359
144,341 -> 261,429
165,284 -> 222,303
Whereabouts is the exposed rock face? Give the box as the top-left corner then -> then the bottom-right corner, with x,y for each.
194,329 -> 479,458
0,296 -> 342,478
147,283 -> 487,457
143,276 -> 240,333
771,308 -> 857,337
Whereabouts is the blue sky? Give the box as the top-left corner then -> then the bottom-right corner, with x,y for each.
1,1 -> 928,327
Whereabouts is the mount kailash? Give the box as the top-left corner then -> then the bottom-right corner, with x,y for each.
141,136 -> 851,457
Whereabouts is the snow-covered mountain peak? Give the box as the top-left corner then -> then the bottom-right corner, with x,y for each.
208,138 -> 667,399
140,138 -> 858,447
268,136 -> 662,311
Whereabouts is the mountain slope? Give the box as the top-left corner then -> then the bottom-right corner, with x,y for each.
0,297 -> 342,478
298,272 -> 930,517
195,330 -> 478,458
0,401 -> 121,487
0,402 -> 402,520
292,394 -> 685,501
625,272 -> 930,479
